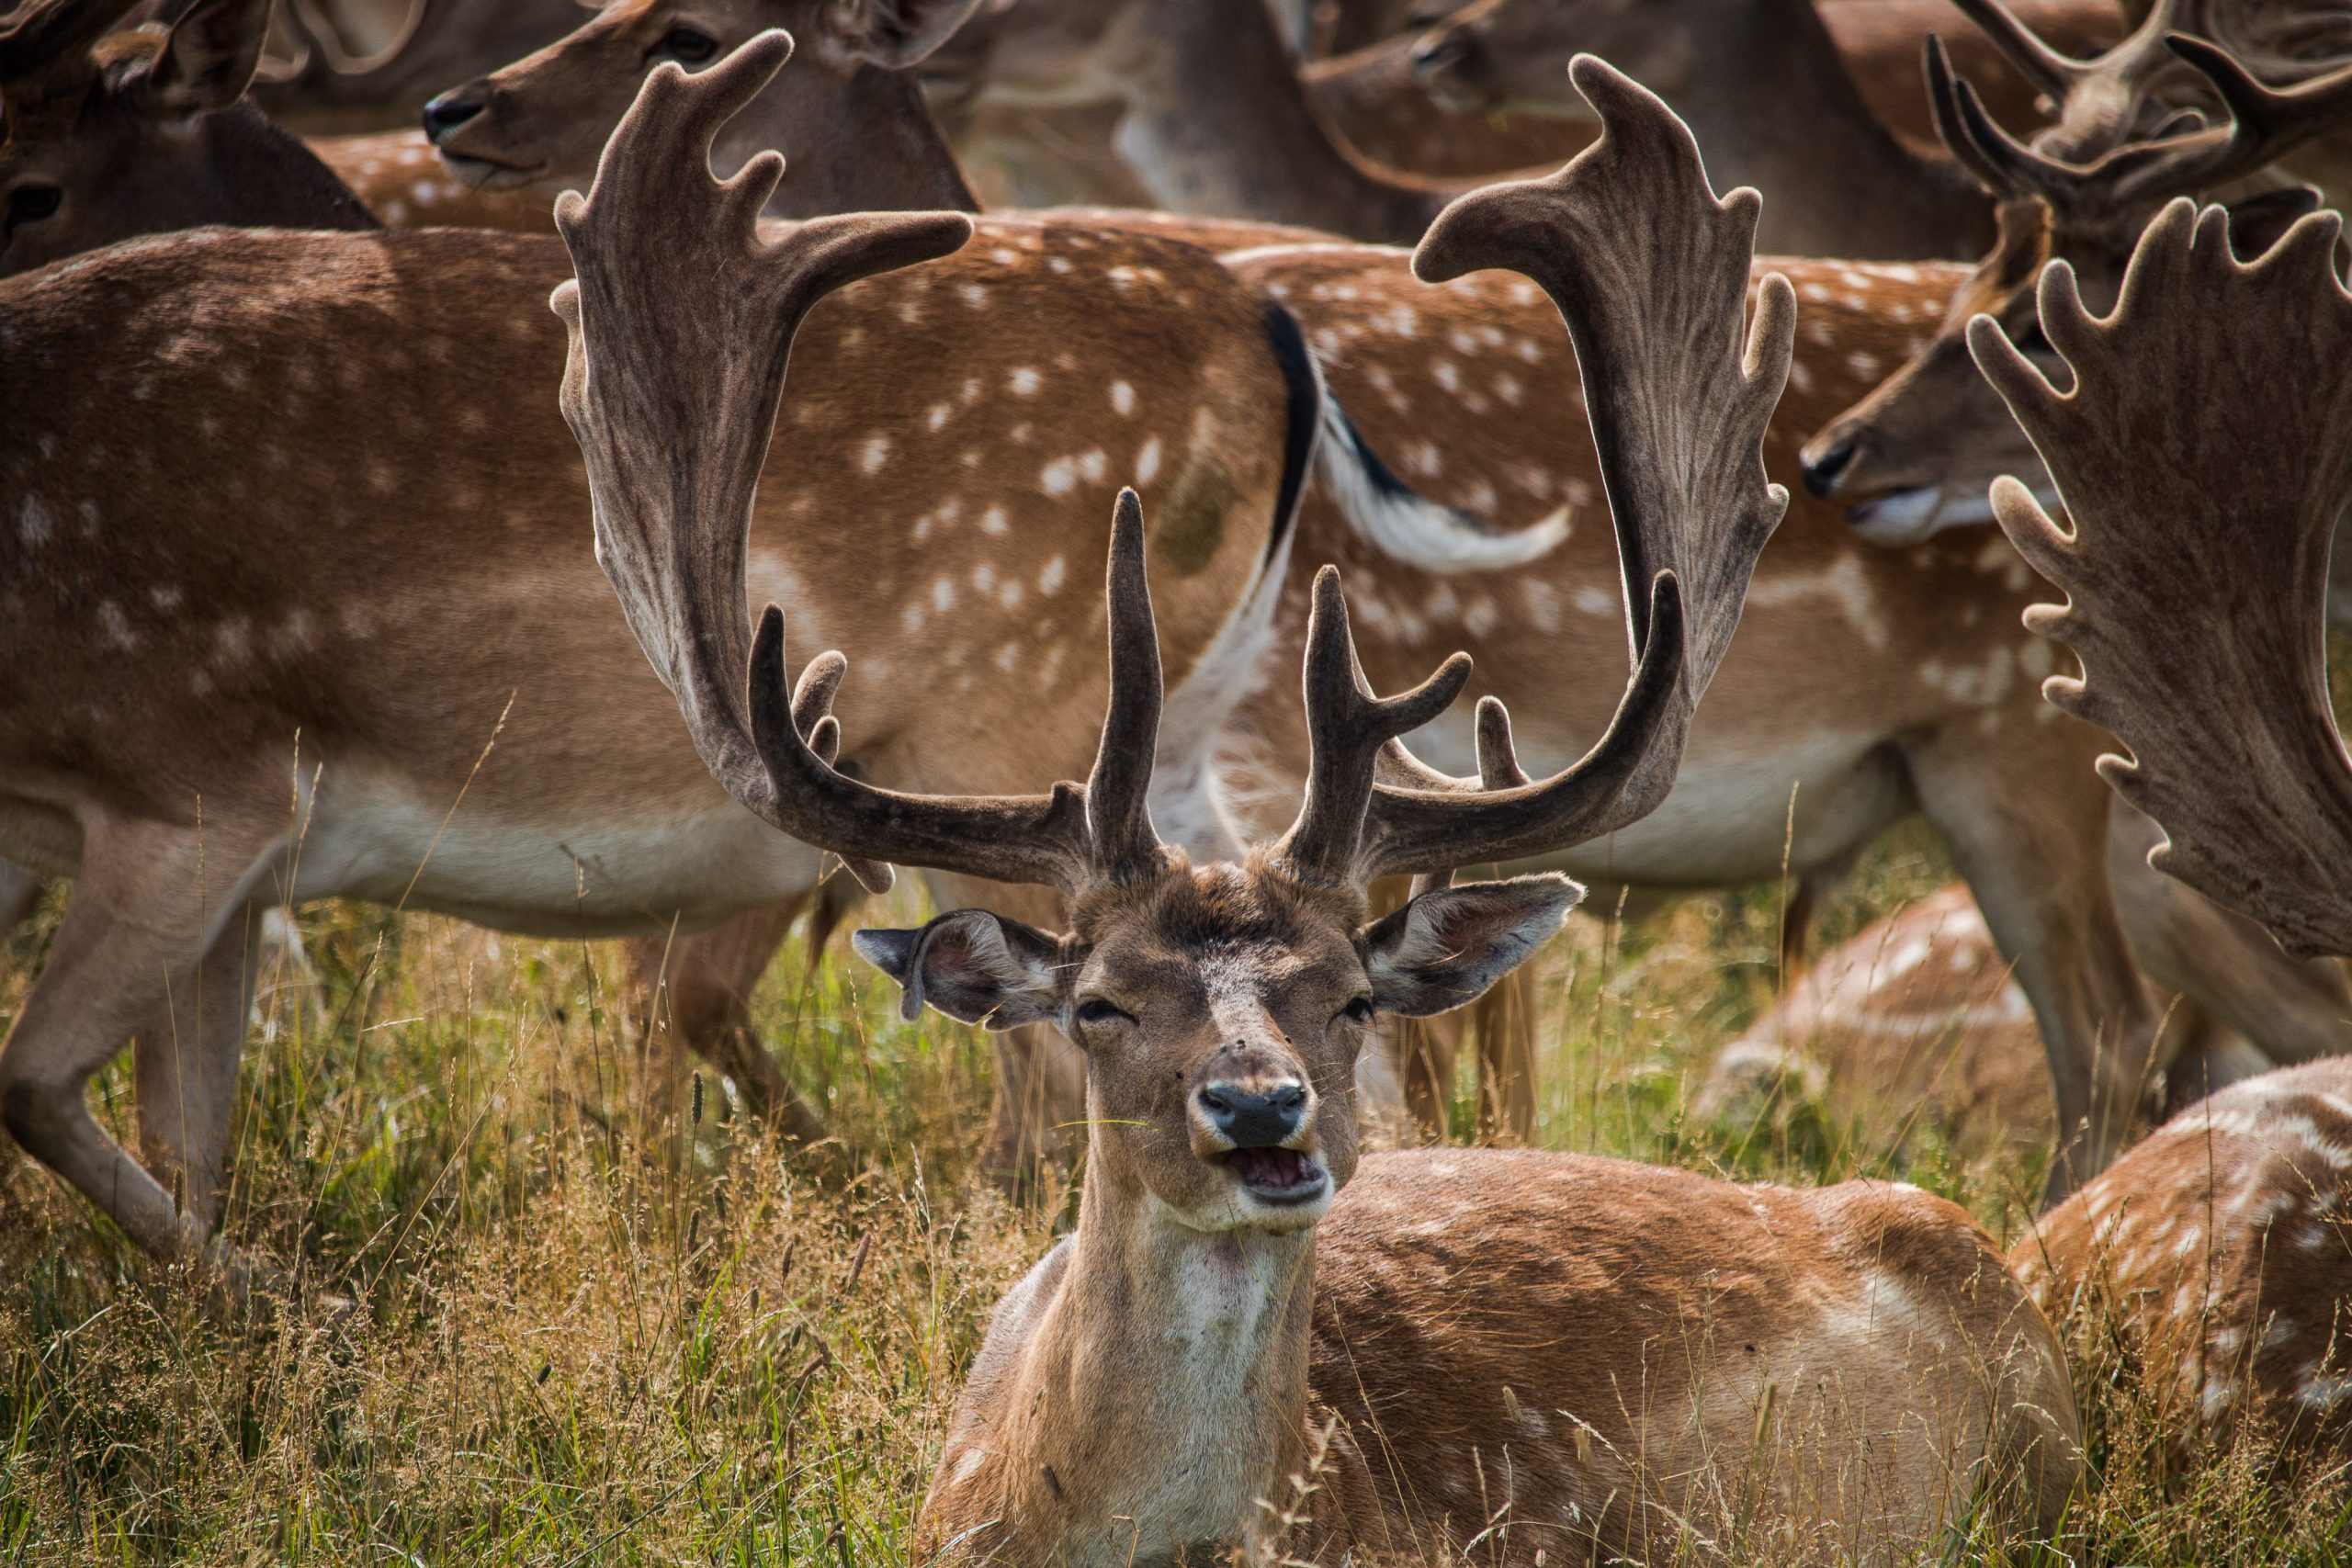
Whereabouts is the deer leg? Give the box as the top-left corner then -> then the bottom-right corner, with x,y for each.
626,897 -> 827,1144
2106,799 -> 2352,1067
131,906 -> 263,1232
1905,725 -> 2159,1206
0,818 -> 275,1259
1473,964 -> 1537,1145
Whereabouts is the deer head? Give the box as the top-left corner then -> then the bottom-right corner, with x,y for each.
1408,0 -> 1717,118
1973,197 -> 2352,960
552,45 -> 1789,1224
1802,18 -> 2352,544
0,0 -> 374,276
418,0 -> 981,217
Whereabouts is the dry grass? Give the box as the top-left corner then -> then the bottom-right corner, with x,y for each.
1,827 -> 2347,1563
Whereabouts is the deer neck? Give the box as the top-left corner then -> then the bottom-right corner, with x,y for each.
723,64 -> 981,219
992,1157 -> 1318,1562
1104,0 -> 1450,244
1678,0 -> 1992,261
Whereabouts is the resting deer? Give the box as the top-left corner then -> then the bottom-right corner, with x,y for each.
1973,190 -> 2352,1466
9,0 -> 1566,1260
557,47 -> 2082,1556
1802,13 -> 2352,545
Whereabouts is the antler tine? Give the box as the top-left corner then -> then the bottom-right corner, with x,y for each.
1315,55 -> 1784,886
1926,32 -> 2237,209
1080,489 -> 1174,886
0,0 -> 140,82
1969,197 -> 2352,959
1946,0 -> 2094,100
561,34 -> 1194,900
1272,567 -> 1473,884
2142,34 -> 2352,198
742,491 -> 1172,896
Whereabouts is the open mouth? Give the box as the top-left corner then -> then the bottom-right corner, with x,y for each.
1223,1146 -> 1329,1204
435,151 -> 548,191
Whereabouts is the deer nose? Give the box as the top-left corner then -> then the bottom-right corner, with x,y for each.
1197,1080 -> 1308,1149
421,92 -> 487,142
1800,437 -> 1859,499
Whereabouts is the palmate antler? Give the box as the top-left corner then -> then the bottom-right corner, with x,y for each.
1273,55 -> 1792,886
555,31 -> 1194,902
1948,0 -> 2225,155
560,46 -> 1784,908
1928,21 -> 2352,217
1971,198 -> 2352,958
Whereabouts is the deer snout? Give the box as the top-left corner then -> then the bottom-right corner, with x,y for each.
421,90 -> 488,143
1195,1079 -> 1309,1150
1799,434 -> 1859,499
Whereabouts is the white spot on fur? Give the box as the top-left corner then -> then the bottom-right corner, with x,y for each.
860,435 -> 891,475
1039,557 -> 1068,595
1111,380 -> 1136,416
1009,367 -> 1041,396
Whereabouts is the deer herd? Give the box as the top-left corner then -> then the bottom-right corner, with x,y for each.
6,0 -> 2352,1555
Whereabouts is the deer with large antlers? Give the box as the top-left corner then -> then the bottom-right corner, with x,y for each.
5,0 -> 1529,1259
559,50 -> 2080,1556
1973,193 -> 2352,1467
357,0 -> 2352,1184
1802,12 -> 2352,544
28,0 -> 2344,1190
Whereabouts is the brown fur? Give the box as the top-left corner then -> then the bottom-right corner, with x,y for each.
2013,1060 -> 2352,1470
0,217 -> 1299,1258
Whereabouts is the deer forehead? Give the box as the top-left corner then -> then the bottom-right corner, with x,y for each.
1072,864 -> 1370,998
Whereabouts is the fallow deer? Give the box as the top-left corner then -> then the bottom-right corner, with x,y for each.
404,0 -> 2352,1192
1397,0 -> 2085,260
557,49 -> 2082,1556
0,0 -> 376,276
2,0 -> 1589,1187
5,0 -> 1564,1262
1972,192 -> 2352,1466
1801,17 -> 2352,545
1309,0 -> 2120,184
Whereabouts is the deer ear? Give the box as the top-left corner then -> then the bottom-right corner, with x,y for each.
143,0 -> 270,117
1362,875 -> 1580,1019
826,0 -> 985,67
851,908 -> 1066,1029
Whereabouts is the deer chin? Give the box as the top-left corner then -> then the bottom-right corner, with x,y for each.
1844,484 -> 2002,547
433,151 -> 551,192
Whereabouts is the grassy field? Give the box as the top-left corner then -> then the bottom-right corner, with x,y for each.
1,822 -> 2347,1564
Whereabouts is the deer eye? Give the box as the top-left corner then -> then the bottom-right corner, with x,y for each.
1075,998 -> 1134,1028
653,27 -> 718,63
1337,996 -> 1375,1026
5,184 -> 60,238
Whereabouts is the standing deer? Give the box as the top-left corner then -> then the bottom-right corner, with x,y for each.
1973,197 -> 2352,1464
1400,0 -> 2020,259
1801,17 -> 2352,544
381,0 -> 2352,1190
36,0 -> 2341,1190
7,0 -> 1553,1262
556,48 -> 2081,1556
